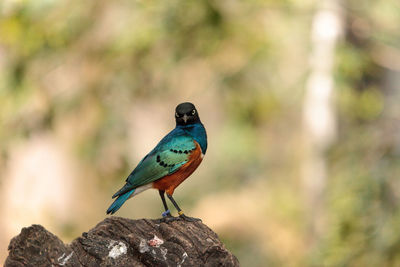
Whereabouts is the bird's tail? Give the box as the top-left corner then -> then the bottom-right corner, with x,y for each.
106,189 -> 135,215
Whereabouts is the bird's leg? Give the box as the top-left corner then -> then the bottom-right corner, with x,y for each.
167,194 -> 201,222
159,190 -> 174,216
157,190 -> 177,223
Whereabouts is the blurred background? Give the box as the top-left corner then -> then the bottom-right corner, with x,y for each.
1,0 -> 400,266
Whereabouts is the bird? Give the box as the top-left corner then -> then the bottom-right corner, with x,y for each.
106,102 -> 207,221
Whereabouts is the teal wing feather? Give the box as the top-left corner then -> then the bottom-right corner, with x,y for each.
112,129 -> 196,198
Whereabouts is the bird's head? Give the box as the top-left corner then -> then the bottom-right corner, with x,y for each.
175,102 -> 200,125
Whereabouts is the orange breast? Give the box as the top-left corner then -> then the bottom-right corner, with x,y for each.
152,141 -> 203,195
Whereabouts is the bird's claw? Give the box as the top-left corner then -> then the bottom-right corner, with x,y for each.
179,213 -> 202,222
158,216 -> 178,223
157,211 -> 201,223
157,210 -> 177,223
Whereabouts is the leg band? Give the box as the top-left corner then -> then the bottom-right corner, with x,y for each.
162,210 -> 171,217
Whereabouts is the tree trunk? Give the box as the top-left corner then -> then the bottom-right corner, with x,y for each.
302,0 -> 343,240
4,217 -> 239,267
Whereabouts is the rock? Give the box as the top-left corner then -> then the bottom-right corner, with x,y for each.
4,217 -> 239,267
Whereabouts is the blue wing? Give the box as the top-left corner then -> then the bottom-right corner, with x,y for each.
111,128 -> 196,198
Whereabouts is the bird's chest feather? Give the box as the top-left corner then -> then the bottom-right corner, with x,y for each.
152,142 -> 204,195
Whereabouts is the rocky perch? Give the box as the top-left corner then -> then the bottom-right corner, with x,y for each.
4,217 -> 239,267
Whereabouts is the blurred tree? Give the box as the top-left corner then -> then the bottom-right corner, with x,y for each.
302,0 -> 342,241
0,0 -> 400,266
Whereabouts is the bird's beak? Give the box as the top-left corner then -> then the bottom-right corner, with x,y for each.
183,114 -> 188,123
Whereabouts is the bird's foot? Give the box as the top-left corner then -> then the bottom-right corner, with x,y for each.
156,210 -> 178,223
156,210 -> 202,223
158,216 -> 178,223
162,209 -> 172,218
178,212 -> 202,222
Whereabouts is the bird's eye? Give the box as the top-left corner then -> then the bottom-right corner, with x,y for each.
191,110 -> 196,115
175,112 -> 179,117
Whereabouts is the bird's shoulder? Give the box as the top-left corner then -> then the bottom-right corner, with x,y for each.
155,127 -> 196,152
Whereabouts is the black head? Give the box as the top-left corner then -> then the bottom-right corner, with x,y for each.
175,102 -> 200,125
